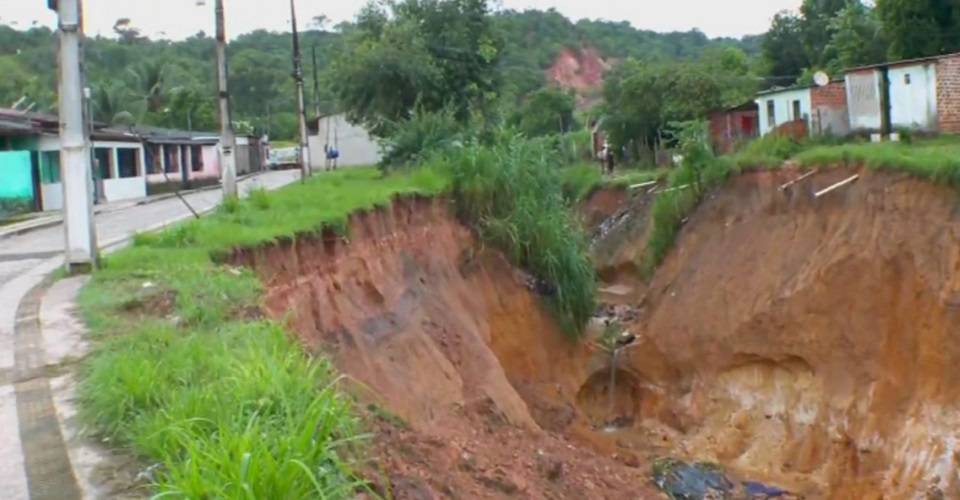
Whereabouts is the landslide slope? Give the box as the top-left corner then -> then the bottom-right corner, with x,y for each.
233,196 -> 660,499
622,168 -> 960,498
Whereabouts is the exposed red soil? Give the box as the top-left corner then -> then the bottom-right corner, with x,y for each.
547,47 -> 611,107
619,168 -> 960,499
580,187 -> 627,229
232,196 -> 661,499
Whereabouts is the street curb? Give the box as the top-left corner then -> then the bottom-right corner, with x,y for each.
0,219 -> 63,241
0,171 -> 269,241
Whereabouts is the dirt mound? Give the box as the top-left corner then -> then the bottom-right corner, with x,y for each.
233,196 -> 661,498
617,168 -> 960,498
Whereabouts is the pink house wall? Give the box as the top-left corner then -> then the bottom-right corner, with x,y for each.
192,145 -> 221,181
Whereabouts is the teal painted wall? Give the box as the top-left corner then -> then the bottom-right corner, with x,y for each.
0,151 -> 35,202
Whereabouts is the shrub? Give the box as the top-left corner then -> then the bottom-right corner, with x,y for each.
379,107 -> 462,169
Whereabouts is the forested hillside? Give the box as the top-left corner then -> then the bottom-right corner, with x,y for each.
0,8 -> 757,140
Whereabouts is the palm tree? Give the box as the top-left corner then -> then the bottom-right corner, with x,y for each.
92,83 -> 136,126
128,60 -> 168,114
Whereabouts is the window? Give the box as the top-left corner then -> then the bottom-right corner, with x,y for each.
767,100 -> 775,127
145,145 -> 161,174
164,145 -> 179,173
792,100 -> 802,121
40,151 -> 60,184
94,148 -> 113,179
904,73 -> 912,85
117,148 -> 140,178
191,145 -> 204,172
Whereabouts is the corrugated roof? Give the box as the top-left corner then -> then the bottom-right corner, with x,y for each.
0,109 -> 221,144
130,126 -> 220,145
0,117 -> 37,135
756,84 -> 816,97
845,51 -> 960,72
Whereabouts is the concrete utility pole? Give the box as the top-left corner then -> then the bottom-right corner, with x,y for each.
290,0 -> 311,181
215,0 -> 238,197
312,45 -> 321,123
54,0 -> 98,271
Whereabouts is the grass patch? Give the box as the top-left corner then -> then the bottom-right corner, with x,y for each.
78,167 -> 447,497
559,163 -> 668,202
438,137 -> 597,336
795,139 -> 960,186
559,163 -> 603,202
728,134 -> 806,170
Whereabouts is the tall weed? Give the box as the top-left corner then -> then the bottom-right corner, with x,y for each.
642,122 -> 735,276
441,136 -> 597,336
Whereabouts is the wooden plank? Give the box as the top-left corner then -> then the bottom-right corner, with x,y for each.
628,180 -> 658,190
779,169 -> 817,191
815,174 -> 859,198
657,184 -> 691,195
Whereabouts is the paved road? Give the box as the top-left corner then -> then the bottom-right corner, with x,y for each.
0,170 -> 301,267
0,169 -> 301,499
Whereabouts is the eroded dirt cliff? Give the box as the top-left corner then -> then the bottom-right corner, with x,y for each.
616,168 -> 960,499
233,169 -> 960,499
232,196 -> 660,499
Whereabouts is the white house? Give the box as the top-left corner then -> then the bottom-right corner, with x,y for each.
755,86 -> 813,136
308,114 -> 381,170
37,128 -> 147,211
844,53 -> 959,133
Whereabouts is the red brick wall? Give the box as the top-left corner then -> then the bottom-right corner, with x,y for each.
709,109 -> 758,154
810,81 -> 849,135
810,81 -> 847,110
937,54 -> 960,133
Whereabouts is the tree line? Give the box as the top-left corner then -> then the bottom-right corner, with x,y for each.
0,4 -> 755,141
762,0 -> 960,83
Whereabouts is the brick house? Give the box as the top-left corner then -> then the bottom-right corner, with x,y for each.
845,52 -> 960,134
810,81 -> 849,136
708,102 -> 758,154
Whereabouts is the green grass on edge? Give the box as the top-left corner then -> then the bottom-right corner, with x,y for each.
639,135 -> 960,280
77,167 -> 448,497
795,139 -> 960,186
641,157 -> 736,277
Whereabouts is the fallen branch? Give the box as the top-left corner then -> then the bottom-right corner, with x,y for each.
779,170 -> 817,191
815,174 -> 859,198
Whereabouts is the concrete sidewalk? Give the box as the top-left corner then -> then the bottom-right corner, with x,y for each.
0,168 -> 302,499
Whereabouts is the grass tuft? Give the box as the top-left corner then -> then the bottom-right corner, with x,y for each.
247,187 -> 272,211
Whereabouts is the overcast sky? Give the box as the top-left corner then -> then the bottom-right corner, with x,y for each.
0,0 -> 800,40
